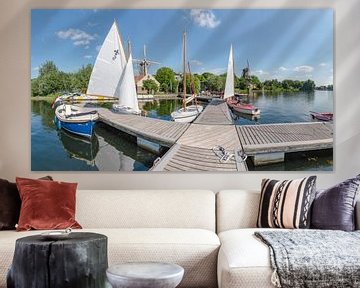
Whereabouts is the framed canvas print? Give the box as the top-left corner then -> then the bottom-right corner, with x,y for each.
31,9 -> 333,172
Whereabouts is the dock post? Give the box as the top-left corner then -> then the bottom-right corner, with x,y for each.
252,152 -> 285,166
137,137 -> 162,154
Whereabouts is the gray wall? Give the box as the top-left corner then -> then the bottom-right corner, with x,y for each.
0,0 -> 359,190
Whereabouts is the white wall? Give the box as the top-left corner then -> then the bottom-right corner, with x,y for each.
0,0 -> 359,190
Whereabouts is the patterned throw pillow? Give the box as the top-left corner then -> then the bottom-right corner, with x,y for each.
257,176 -> 317,229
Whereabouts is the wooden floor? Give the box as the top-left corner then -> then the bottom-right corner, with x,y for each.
194,99 -> 233,125
237,122 -> 333,154
151,144 -> 247,172
97,108 -> 189,147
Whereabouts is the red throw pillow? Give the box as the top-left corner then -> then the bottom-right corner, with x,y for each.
16,177 -> 82,231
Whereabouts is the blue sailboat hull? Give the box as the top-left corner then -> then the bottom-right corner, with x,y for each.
54,117 -> 96,138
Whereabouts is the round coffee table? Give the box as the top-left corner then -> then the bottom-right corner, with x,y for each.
106,262 -> 184,288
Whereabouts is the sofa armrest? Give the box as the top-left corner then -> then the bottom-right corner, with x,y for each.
356,200 -> 360,230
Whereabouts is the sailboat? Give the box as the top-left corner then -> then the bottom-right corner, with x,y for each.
171,32 -> 203,123
54,104 -> 98,138
55,21 -> 140,136
224,45 -> 260,115
112,52 -> 141,114
53,21 -> 126,108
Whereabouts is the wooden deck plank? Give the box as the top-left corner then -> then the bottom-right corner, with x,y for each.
97,108 -> 189,147
151,144 -> 248,172
194,99 -> 233,125
177,124 -> 241,150
236,122 -> 333,154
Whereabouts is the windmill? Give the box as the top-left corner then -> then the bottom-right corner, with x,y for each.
133,45 -> 160,76
242,59 -> 251,80
242,60 -> 254,92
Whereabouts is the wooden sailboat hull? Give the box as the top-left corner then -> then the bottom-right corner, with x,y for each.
227,99 -> 261,115
310,111 -> 333,121
171,105 -> 203,123
55,105 -> 98,138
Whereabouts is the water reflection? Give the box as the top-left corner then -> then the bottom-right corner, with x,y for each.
31,90 -> 333,171
58,130 -> 99,166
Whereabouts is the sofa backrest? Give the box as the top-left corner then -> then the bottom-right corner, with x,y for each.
217,190 -> 360,232
76,190 -> 216,231
216,190 -> 260,233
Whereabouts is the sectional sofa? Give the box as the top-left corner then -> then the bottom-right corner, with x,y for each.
0,189 -> 359,288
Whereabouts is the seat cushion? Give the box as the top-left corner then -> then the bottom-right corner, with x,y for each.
0,228 -> 220,288
218,228 -> 281,288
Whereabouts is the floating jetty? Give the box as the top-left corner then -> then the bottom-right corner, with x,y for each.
97,100 -> 333,171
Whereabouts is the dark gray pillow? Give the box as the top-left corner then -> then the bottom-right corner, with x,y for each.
311,174 -> 360,231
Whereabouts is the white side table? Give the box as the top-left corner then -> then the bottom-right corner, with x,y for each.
106,262 -> 184,288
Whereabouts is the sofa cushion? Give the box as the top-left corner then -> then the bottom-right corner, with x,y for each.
216,190 -> 260,233
311,174 -> 360,231
217,228 -> 277,288
76,190 -> 216,231
0,176 -> 52,230
257,177 -> 316,229
0,228 -> 220,288
16,177 -> 81,231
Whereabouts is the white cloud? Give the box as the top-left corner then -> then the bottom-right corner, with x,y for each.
254,69 -> 270,76
56,28 -> 96,47
293,65 -> 314,73
190,9 -> 220,29
87,22 -> 98,27
278,66 -> 288,71
32,66 -> 39,71
96,45 -> 102,52
84,55 -> 93,59
319,62 -> 327,67
208,67 -> 226,75
190,59 -> 203,66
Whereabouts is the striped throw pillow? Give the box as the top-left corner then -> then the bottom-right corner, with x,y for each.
257,176 -> 317,229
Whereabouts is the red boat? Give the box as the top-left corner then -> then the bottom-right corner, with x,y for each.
310,111 -> 333,121
227,99 -> 261,115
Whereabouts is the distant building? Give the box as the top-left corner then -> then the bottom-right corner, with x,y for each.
135,74 -> 160,94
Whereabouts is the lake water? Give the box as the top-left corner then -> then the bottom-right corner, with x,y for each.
31,90 -> 333,171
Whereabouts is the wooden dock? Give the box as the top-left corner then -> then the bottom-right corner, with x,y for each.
151,144 -> 247,172
236,122 -> 333,154
194,99 -> 233,125
97,108 -> 189,147
96,102 -> 333,171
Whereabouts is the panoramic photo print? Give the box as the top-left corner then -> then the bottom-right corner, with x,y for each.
31,9 -> 334,172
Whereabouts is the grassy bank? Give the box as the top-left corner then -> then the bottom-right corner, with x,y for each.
31,94 -> 59,103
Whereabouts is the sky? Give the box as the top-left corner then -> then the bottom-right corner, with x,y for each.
31,9 -> 333,85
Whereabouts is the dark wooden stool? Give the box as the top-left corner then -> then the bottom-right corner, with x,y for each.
7,232 -> 108,288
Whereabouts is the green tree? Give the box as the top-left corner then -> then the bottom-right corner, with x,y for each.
71,64 -> 93,92
38,61 -> 58,77
142,79 -> 159,94
301,79 -> 316,92
155,67 -> 176,93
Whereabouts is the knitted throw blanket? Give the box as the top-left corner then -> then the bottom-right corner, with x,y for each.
255,230 -> 360,288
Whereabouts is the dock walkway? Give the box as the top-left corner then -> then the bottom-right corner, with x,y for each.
152,100 -> 248,171
194,99 -> 233,125
96,102 -> 333,171
97,108 -> 189,147
236,122 -> 333,154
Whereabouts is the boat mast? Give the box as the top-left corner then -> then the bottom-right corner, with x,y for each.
183,31 -> 187,111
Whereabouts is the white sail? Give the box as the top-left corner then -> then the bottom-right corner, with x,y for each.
224,45 -> 235,99
86,21 -> 127,97
115,53 -> 140,113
